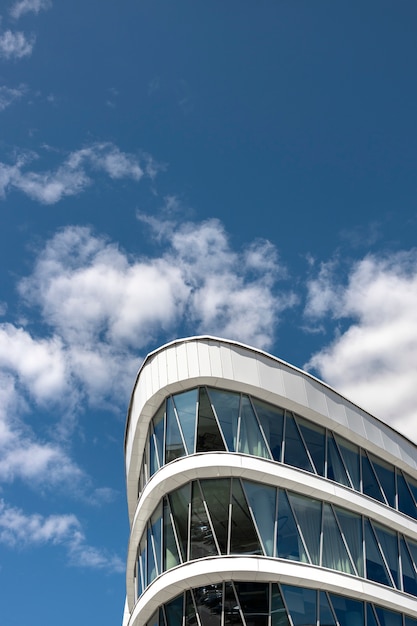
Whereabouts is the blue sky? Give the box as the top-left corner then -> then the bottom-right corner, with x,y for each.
1,1 -> 417,624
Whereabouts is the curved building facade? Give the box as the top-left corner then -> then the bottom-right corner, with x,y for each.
123,336 -> 417,626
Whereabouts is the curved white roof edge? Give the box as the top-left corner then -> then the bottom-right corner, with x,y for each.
125,335 -> 417,450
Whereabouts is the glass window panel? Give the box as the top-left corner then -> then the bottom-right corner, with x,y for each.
238,395 -> 270,459
335,435 -> 360,491
362,452 -> 385,504
369,454 -> 396,508
243,480 -> 276,556
327,434 -> 351,487
197,387 -> 226,453
271,584 -> 290,626
194,584 -> 222,626
207,388 -> 240,452
169,483 -> 191,561
200,479 -> 230,554
230,479 -> 262,555
284,414 -> 314,473
163,499 -> 181,571
398,471 -> 417,519
366,605 -> 379,626
138,535 -> 146,592
288,492 -> 321,565
164,595 -> 184,626
277,490 -> 308,563
224,582 -> 244,626
147,524 -> 157,584
252,399 -> 284,462
173,389 -> 198,455
150,503 -> 163,576
185,590 -> 197,626
365,519 -> 392,587
319,592 -> 337,626
373,523 -> 399,587
280,585 -> 316,626
329,594 -> 364,626
406,474 -> 417,508
152,404 -> 165,473
235,582 -> 269,626
322,503 -> 354,574
297,416 -> 325,476
374,605 -> 402,626
405,537 -> 417,574
405,618 -> 417,626
400,538 -> 417,596
166,397 -> 186,463
190,481 -> 218,560
334,506 -> 364,577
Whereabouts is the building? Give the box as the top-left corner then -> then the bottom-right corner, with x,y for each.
123,336 -> 417,626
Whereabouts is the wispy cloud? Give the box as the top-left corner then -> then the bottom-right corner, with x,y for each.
0,142 -> 150,204
0,499 -> 123,572
10,0 -> 52,20
0,29 -> 35,59
0,84 -> 26,110
304,251 -> 417,439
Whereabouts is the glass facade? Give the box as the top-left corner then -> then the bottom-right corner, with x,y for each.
126,340 -> 417,626
145,582 -> 417,626
139,387 -> 417,523
136,477 -> 417,598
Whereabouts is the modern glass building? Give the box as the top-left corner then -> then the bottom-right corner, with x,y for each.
123,336 -> 417,626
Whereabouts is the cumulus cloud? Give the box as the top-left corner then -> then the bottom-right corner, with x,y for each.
0,142 -> 148,204
10,0 -> 52,19
0,84 -> 26,110
0,499 -> 123,572
0,29 -> 35,59
304,251 -> 417,440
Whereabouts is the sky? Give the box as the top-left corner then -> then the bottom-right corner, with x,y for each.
1,1 -> 417,624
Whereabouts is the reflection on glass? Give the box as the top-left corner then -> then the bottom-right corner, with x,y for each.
190,481 -> 217,560
362,452 -> 385,503
375,605 -> 402,626
366,604 -> 379,626
374,523 -> 399,587
252,399 -> 284,462
298,416 -> 325,476
238,396 -> 270,459
243,480 -> 276,557
194,584 -> 222,626
271,584 -> 290,626
284,414 -> 313,473
365,520 -> 391,587
235,582 -> 269,626
327,434 -> 350,487
401,538 -> 417,596
369,454 -> 395,508
230,479 -> 262,555
281,585 -> 316,626
289,492 -> 321,565
173,389 -> 198,455
169,483 -> 190,561
164,595 -> 184,626
335,436 -> 360,491
329,594 -> 363,626
165,397 -> 186,463
398,471 -> 417,520
197,387 -> 226,453
201,479 -> 230,554
224,582 -> 244,625
208,389 -> 240,452
335,506 -> 363,577
163,499 -> 180,570
277,490 -> 307,563
319,592 -> 336,626
321,503 -> 354,574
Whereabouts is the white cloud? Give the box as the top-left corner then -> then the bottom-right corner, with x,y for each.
0,30 -> 35,59
0,84 -> 26,111
0,499 -> 123,572
304,251 -> 417,440
10,0 -> 52,19
0,143 -> 148,204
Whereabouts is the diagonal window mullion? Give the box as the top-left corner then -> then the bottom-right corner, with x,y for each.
330,503 -> 359,576
367,452 -> 390,506
332,434 -> 354,489
248,395 -> 273,459
205,387 -> 232,452
285,490 -> 314,565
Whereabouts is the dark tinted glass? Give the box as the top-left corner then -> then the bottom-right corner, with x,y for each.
365,520 -> 392,587
281,585 -> 316,626
329,594 -> 364,626
230,479 -> 262,554
165,397 -> 186,463
327,434 -> 350,487
201,479 -> 230,554
168,483 -> 190,560
207,389 -> 240,452
297,416 -> 325,475
235,582 -> 269,626
197,387 -> 226,453
284,414 -> 313,473
194,584 -> 222,626
190,481 -> 218,559
362,452 -> 385,503
398,471 -> 417,519
173,389 -> 198,454
252,399 -> 284,462
369,454 -> 395,508
277,490 -> 307,562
